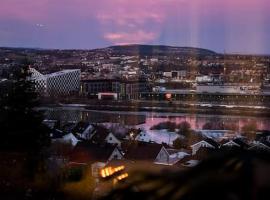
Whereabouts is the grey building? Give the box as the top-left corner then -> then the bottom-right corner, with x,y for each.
81,79 -> 150,100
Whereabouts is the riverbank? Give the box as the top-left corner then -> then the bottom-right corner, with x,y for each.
41,100 -> 270,118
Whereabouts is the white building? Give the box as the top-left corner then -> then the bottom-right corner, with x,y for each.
135,131 -> 152,143
29,68 -> 81,96
196,85 -> 260,94
196,75 -> 213,83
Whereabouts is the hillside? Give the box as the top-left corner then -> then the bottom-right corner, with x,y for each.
101,44 -> 217,56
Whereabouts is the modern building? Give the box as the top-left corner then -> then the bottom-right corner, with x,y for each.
81,79 -> 150,100
29,68 -> 81,96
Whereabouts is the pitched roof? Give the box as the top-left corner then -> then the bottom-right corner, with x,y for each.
124,141 -> 164,161
256,130 -> 270,141
90,125 -> 111,143
233,138 -> 250,149
260,140 -> 270,148
191,138 -> 219,148
204,138 -> 220,148
69,141 -> 118,164
221,138 -> 250,149
72,121 -> 91,134
50,129 -> 66,139
61,122 -> 77,133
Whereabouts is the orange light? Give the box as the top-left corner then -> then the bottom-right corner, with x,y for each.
116,173 -> 129,181
100,166 -> 125,178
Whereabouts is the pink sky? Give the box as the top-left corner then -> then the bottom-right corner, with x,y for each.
1,0 -> 270,53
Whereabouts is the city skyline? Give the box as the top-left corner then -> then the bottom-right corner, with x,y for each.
1,0 -> 270,54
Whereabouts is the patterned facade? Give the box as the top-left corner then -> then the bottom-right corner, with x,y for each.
29,68 -> 81,96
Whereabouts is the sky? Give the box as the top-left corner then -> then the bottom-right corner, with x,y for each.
0,0 -> 270,54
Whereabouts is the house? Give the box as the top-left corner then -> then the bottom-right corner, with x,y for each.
51,128 -> 80,147
256,130 -> 270,142
249,141 -> 270,152
190,138 -> 219,155
50,129 -> 66,140
43,119 -> 59,129
182,160 -> 200,168
135,130 -> 152,143
174,146 -> 216,168
69,142 -> 123,168
221,138 -> 250,150
166,149 -> 190,159
72,121 -> 94,139
125,128 -> 142,140
90,125 -> 122,147
123,141 -> 172,165
61,133 -> 80,146
174,155 -> 200,168
166,148 -> 190,165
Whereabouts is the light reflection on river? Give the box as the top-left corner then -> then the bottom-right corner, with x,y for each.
43,107 -> 270,131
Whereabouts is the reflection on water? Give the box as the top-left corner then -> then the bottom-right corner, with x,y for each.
43,107 -> 270,131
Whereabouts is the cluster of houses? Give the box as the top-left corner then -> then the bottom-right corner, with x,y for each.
44,120 -> 270,182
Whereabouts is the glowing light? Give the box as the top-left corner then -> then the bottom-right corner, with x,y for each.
166,93 -> 172,99
100,165 -> 125,178
116,173 -> 129,181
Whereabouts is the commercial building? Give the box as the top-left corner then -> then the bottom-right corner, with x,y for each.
29,68 -> 81,96
163,71 -> 187,79
81,79 -> 150,100
196,84 -> 261,94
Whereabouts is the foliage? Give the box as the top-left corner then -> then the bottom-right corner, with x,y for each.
0,58 -> 50,152
241,122 -> 258,141
103,151 -> 270,200
61,167 -> 96,200
202,120 -> 238,131
172,138 -> 187,149
150,121 -> 192,135
66,167 -> 84,182
150,122 -> 178,132
177,121 -> 192,137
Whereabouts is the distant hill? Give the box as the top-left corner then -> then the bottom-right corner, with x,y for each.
0,45 -> 217,57
99,44 -> 217,56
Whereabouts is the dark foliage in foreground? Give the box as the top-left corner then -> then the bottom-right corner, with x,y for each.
0,58 -> 50,152
0,58 -> 51,179
103,150 -> 270,200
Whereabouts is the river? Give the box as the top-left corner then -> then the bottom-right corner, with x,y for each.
42,106 -> 270,132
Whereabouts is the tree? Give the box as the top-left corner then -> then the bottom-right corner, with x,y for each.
241,122 -> 257,141
173,138 -> 187,149
0,58 -> 50,153
177,121 -> 192,137
150,121 -> 178,132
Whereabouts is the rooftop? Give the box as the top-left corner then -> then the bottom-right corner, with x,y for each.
45,69 -> 80,78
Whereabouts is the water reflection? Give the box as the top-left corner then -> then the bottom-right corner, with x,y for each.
43,107 -> 270,131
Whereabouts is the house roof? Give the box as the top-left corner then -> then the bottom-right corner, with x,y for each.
72,121 -> 91,134
260,140 -> 270,148
204,138 -> 220,148
50,129 -> 66,139
61,122 -> 77,133
124,141 -> 164,161
90,125 -> 111,143
221,138 -> 250,149
166,148 -> 190,155
233,138 -> 250,148
69,141 -> 118,164
191,138 -> 219,148
256,130 -> 270,141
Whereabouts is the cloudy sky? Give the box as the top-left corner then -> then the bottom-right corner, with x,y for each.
1,0 -> 270,54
